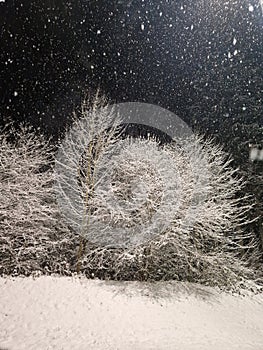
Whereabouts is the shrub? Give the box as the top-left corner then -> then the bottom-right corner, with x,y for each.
0,124 -> 77,276
54,94 -> 261,291
0,96 -> 261,292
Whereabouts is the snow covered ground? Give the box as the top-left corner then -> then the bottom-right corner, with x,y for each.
0,277 -> 262,350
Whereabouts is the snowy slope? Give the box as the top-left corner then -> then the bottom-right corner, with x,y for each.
0,277 -> 262,350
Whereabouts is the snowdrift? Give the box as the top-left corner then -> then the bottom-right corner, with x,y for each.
0,277 -> 262,350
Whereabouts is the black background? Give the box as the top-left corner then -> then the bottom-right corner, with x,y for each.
0,0 -> 262,140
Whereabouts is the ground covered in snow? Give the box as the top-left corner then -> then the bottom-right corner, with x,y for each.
0,277 -> 262,350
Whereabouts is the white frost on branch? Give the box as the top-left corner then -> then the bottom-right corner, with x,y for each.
0,94 -> 261,291
53,94 -> 261,290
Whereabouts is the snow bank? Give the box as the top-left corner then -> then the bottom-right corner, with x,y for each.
0,277 -> 262,350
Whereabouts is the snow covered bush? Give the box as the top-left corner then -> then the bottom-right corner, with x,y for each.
0,94 -> 261,292
0,123 -> 77,276
54,94 -> 261,291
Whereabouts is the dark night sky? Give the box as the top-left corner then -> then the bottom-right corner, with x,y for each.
0,0 -> 262,142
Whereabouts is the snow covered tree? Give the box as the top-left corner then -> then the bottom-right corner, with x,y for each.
54,93 -> 262,291
0,123 -> 77,276
0,94 -> 261,291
